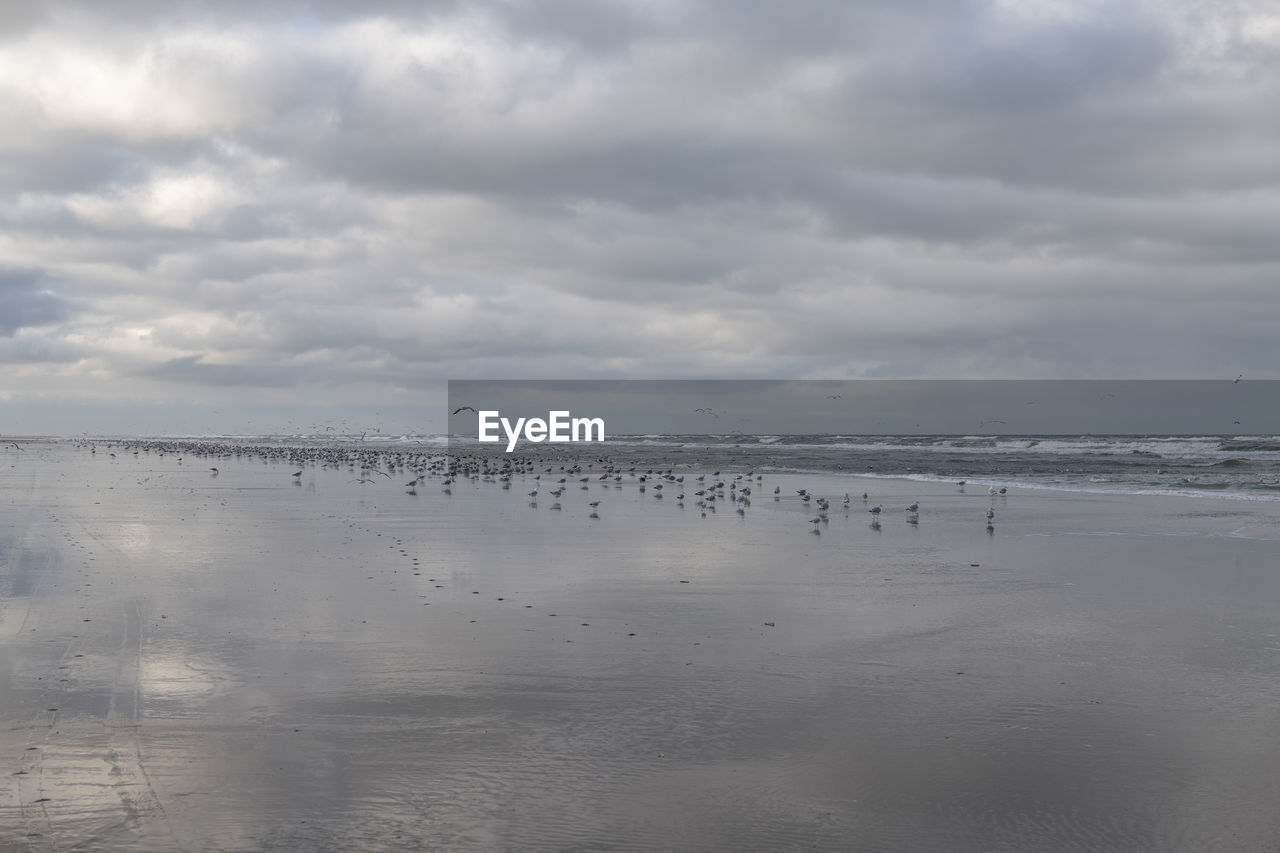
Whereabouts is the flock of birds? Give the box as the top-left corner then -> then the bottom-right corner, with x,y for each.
451,460 -> 1009,532
74,439 -> 1011,533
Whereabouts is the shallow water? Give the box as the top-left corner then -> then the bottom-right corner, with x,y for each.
3,442 -> 1280,850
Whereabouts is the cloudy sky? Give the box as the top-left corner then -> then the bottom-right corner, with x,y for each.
2,1 -> 1278,435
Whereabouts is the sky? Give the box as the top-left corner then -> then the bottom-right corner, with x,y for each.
2,1 -> 1278,435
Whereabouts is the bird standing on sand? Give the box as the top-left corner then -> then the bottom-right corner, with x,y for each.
906,502 -> 919,514
869,504 -> 882,518
986,508 -> 995,526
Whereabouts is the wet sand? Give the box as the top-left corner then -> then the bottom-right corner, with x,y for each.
4,441 -> 1280,851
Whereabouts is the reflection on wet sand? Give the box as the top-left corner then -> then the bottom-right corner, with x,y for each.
4,440 -> 1280,850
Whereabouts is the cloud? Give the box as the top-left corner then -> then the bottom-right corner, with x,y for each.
0,267 -> 72,335
0,0 -> 1277,432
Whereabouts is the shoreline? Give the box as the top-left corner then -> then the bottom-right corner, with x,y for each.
11,434 -> 1280,505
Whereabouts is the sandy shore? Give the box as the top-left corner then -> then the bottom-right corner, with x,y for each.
4,441 -> 1280,851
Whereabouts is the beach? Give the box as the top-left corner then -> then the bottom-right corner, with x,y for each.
4,440 -> 1280,851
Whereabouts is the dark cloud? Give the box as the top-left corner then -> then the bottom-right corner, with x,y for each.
0,133 -> 189,196
0,268 -> 71,335
144,355 -> 315,388
0,3 -> 46,39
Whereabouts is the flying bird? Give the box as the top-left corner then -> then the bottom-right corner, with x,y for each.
1234,374 -> 1243,383
452,406 -> 477,415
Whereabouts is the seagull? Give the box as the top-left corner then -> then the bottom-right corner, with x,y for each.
869,504 -> 882,518
1234,374 -> 1243,383
906,502 -> 919,513
986,508 -> 995,525
451,406 -> 477,415
292,470 -> 303,478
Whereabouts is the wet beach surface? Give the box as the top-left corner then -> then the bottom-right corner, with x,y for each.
4,441 -> 1280,851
